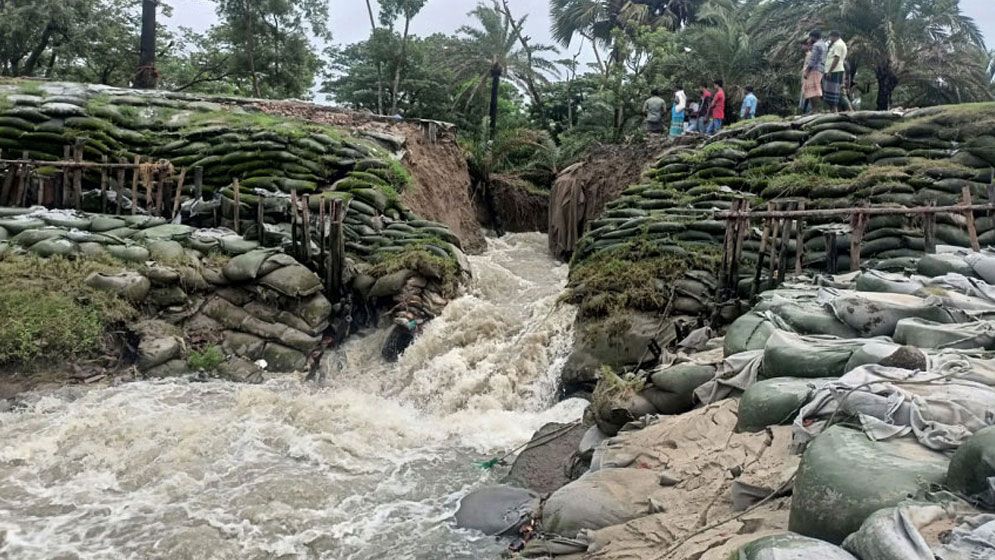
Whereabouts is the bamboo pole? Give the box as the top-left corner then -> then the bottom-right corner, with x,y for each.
318,198 -> 327,280
61,146 -> 71,207
72,143 -> 83,210
115,160 -> 126,216
924,201 -> 937,254
99,155 -> 109,213
717,202 -> 995,220
750,202 -> 774,299
290,189 -> 299,259
130,155 -> 140,215
171,168 -> 187,219
257,195 -> 265,245
232,179 -> 241,233
0,158 -> 14,206
194,166 -> 203,200
849,207 -> 868,272
963,186 -> 981,252
794,201 -> 806,274
301,194 -> 312,266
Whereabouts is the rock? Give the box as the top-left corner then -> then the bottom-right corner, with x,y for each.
562,313 -> 677,386
454,485 -> 539,537
261,342 -> 307,371
369,269 -> 413,298
84,271 -> 150,302
503,422 -> 587,495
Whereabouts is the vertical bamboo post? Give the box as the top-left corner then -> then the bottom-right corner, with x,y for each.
99,155 -> 109,213
232,179 -> 241,234
171,168 -> 187,219
130,155 -> 140,215
775,202 -> 793,286
924,201 -> 937,254
290,189 -> 299,259
72,142 -> 83,210
115,161 -> 126,216
825,231 -> 839,274
61,146 -> 71,207
729,199 -> 748,298
0,157 -> 15,206
257,195 -> 265,245
849,207 -> 867,272
719,201 -> 738,299
794,201 -> 806,274
767,211 -> 783,285
329,199 -> 344,298
751,202 -> 773,299
15,152 -> 29,208
963,186 -> 980,252
318,198 -> 327,280
301,194 -> 312,266
194,166 -> 204,200
154,170 -> 166,216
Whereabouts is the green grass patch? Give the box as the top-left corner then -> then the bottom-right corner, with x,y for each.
369,242 -> 461,296
726,115 -> 784,130
0,255 -> 138,367
16,82 -> 45,97
187,344 -> 224,371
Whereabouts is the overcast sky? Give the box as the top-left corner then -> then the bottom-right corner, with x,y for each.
167,0 -> 995,90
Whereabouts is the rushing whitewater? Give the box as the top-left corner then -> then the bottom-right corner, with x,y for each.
0,233 -> 586,560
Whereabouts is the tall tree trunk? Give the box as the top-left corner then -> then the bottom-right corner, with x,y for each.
365,0 -> 384,115
390,15 -> 412,114
243,0 -> 260,97
134,0 -> 158,88
875,65 -> 899,110
22,21 -> 55,77
489,63 -> 502,139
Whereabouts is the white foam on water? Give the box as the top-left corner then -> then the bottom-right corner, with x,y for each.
0,233 -> 584,559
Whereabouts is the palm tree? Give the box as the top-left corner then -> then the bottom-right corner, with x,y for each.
761,0 -> 990,109
455,1 -> 558,138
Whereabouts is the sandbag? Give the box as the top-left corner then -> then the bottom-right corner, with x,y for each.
843,503 -> 972,560
947,426 -> 995,505
767,300 -> 858,338
643,363 -> 717,414
762,331 -> 865,379
917,253 -> 978,279
84,271 -> 150,302
454,485 -> 540,537
258,264 -> 323,297
828,292 -> 965,337
737,377 -> 835,432
894,317 -> 995,350
541,468 -> 667,537
725,312 -> 778,356
789,426 -> 949,544
736,533 -> 857,560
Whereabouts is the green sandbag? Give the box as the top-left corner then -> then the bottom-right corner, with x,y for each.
823,151 -> 868,165
756,129 -> 810,144
789,426 -> 949,544
762,331 -> 864,379
0,217 -> 45,234
807,121 -> 872,136
351,188 -> 389,211
0,226 -> 7,241
259,264 -> 322,297
106,244 -> 151,263
916,254 -> 978,278
748,141 -> 800,158
89,216 -> 129,232
219,236 -> 260,255
30,237 -> 77,257
805,129 -> 858,146
829,292 -> 965,337
947,426 -> 995,502
768,300 -> 859,338
12,227 -> 64,247
647,363 -> 717,414
868,147 -> 909,162
894,317 -> 995,350
737,533 -> 857,560
738,377 -> 836,432
134,223 -> 195,241
724,312 -> 777,356
147,240 -> 186,262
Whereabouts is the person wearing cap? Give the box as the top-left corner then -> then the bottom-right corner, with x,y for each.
803,30 -> 827,113
824,30 -> 848,112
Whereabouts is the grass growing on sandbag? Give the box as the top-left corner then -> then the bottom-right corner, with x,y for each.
565,237 -> 720,318
0,254 -> 138,366
368,242 -> 461,296
187,344 -> 224,371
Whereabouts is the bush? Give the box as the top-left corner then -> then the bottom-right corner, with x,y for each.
187,345 -> 224,371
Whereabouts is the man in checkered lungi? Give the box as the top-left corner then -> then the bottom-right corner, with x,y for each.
823,30 -> 848,112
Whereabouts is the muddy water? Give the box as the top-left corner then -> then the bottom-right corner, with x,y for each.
0,233 -> 585,560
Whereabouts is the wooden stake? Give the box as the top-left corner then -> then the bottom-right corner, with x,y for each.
194,166 -> 203,200
232,179 -> 241,233
924,200 -> 937,254
0,159 -> 14,206
130,156 -> 140,215
99,155 -> 109,213
751,202 -> 774,299
171,168 -> 187,219
768,211 -> 783,285
257,195 -> 265,245
154,171 -> 165,216
301,194 -> 312,266
290,189 -> 299,259
61,146 -> 71,207
825,231 -> 839,274
849,208 -> 867,272
318,198 -> 327,279
775,202 -> 793,285
794,201 -> 806,274
963,186 -> 980,252
115,160 -> 126,215
72,143 -> 83,210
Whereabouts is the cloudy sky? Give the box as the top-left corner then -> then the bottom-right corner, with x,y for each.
167,0 -> 995,72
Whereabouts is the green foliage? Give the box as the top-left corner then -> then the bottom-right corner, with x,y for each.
0,255 -> 137,366
188,345 -> 225,371
369,244 -> 461,296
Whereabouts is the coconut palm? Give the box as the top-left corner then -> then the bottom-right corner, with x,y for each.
455,1 -> 558,138
761,0 -> 991,109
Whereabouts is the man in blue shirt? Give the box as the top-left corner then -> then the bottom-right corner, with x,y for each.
740,86 -> 758,119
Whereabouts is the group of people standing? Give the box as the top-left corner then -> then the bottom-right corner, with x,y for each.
802,29 -> 850,113
644,80 -> 758,139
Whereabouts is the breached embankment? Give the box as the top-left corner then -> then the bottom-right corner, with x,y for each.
454,105 -> 995,559
0,80 -> 479,385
